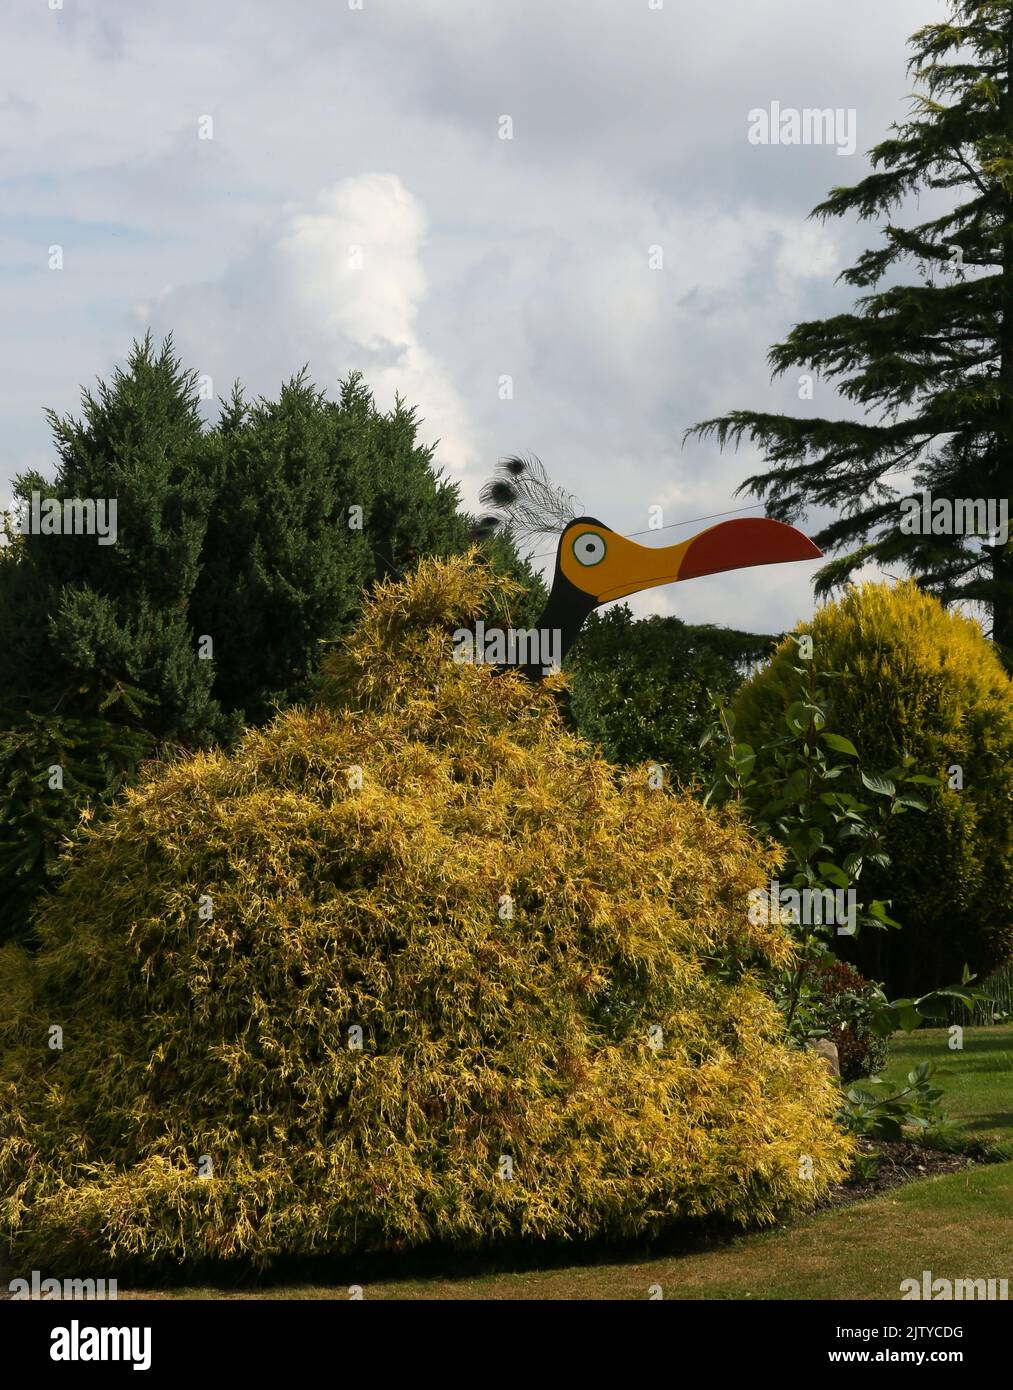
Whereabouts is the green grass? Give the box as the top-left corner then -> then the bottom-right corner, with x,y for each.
111,1024 -> 1012,1301
120,1161 -> 1012,1300
879,1022 -> 1013,1150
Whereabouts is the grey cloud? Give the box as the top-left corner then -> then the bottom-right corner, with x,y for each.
2,0 -> 949,631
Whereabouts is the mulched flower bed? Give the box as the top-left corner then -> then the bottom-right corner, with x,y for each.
816,1138 -> 997,1213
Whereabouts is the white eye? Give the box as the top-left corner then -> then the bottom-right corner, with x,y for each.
572,531 -> 606,566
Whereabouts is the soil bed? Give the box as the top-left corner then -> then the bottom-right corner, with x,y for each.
816,1138 -> 990,1212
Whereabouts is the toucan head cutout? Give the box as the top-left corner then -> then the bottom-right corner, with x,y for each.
473,455 -> 822,678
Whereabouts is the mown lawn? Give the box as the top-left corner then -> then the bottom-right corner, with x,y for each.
879,1023 -> 1013,1149
122,1161 -> 1012,1301
117,1025 -> 1012,1301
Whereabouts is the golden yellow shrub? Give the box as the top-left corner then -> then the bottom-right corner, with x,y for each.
0,554 -> 852,1270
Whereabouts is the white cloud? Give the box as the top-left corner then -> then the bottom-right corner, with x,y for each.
276,174 -> 476,471
776,219 -> 838,284
135,175 -> 478,474
279,176 -> 428,349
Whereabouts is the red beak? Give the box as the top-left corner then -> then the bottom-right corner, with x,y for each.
678,516 -> 822,581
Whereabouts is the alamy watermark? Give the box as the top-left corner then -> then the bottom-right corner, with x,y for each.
9,1270 -> 118,1299
1,491 -> 118,546
899,492 -> 1008,544
453,620 -> 561,674
748,879 -> 857,936
748,102 -> 857,156
901,1270 -> 1008,1301
50,1320 -> 151,1371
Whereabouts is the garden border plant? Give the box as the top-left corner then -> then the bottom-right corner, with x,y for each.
701,632 -> 991,1146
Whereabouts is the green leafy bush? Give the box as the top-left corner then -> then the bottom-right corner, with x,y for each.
702,633 -> 988,1139
806,959 -> 891,1083
0,555 -> 852,1272
566,605 -> 773,785
729,582 -> 1013,996
841,1062 -> 950,1144
702,638 -> 947,1040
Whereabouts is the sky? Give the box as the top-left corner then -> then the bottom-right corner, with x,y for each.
1,0 -> 950,632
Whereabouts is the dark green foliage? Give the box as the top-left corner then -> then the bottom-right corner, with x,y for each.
948,957 -> 1013,1023
190,370 -> 484,725
688,0 -> 1013,663
1,341 -> 535,740
0,336 -> 219,743
0,705 -> 151,943
566,604 -> 775,784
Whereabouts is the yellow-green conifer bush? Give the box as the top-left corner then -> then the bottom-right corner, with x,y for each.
0,555 -> 851,1272
731,581 -> 1013,997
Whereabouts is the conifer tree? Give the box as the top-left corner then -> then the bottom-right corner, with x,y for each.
689,0 -> 1013,664
1,339 -> 539,740
0,338 -> 540,940
191,371 -> 475,725
0,334 -> 218,742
